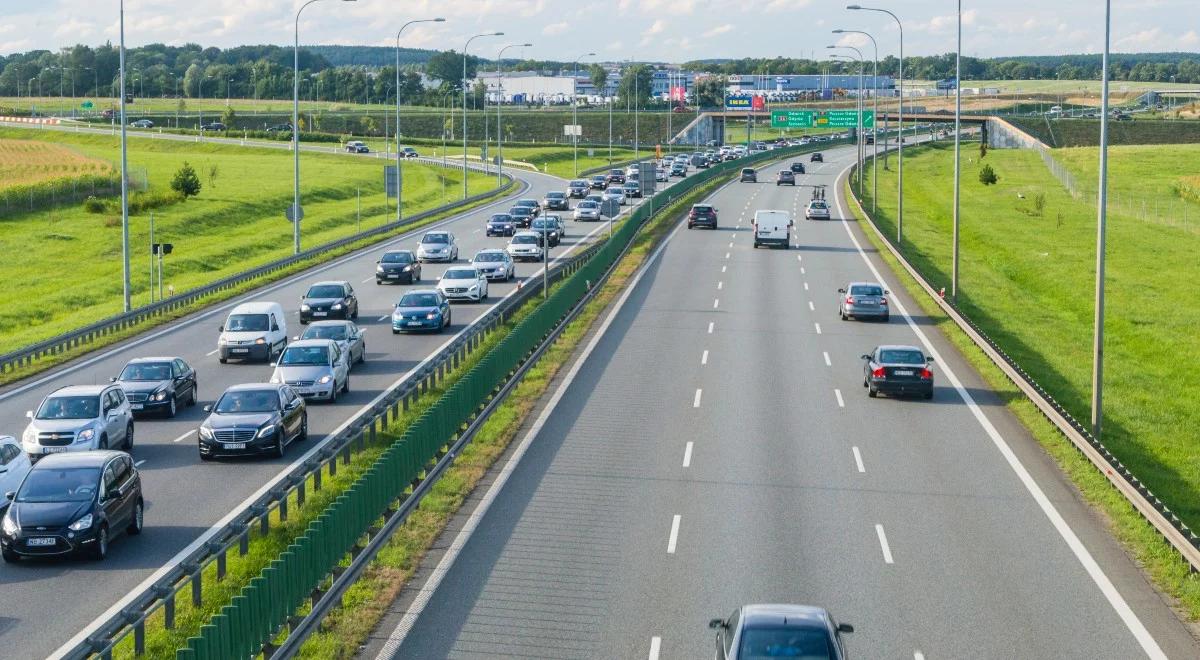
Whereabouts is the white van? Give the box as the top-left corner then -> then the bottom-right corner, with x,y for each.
752,210 -> 793,249
217,301 -> 288,363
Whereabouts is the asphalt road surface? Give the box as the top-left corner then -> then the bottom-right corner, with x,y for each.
0,160 -> 681,658
365,145 -> 1200,660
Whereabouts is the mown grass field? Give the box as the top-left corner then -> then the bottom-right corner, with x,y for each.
0,126 -> 492,354
859,141 -> 1200,535
0,138 -> 114,187
357,139 -> 643,179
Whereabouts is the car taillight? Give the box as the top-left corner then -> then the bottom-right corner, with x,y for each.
872,367 -> 886,378
846,296 -> 855,305
879,298 -> 888,305
920,368 -> 933,379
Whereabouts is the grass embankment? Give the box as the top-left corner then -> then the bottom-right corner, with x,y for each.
856,143 -> 1200,616
0,126 -> 494,356
361,140 -> 644,179
295,176 -> 729,659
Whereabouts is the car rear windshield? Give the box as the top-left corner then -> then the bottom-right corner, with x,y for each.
306,285 -> 345,299
443,269 -> 477,280
120,362 -> 171,381
811,201 -> 828,209
399,293 -> 439,307
302,325 -> 349,341
489,214 -> 513,223
36,396 -> 100,420
214,390 -> 281,413
737,626 -> 835,660
474,252 -> 504,262
422,233 -> 449,244
693,206 -> 712,213
16,467 -> 100,503
742,169 -> 755,174
849,285 -> 883,296
571,180 -> 587,186
279,346 -> 329,366
579,201 -> 599,208
546,192 -> 565,198
516,200 -> 537,207
225,313 -> 269,332
879,349 -> 926,365
513,235 -> 538,244
380,252 -> 413,263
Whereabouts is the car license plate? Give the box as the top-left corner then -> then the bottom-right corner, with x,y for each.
313,311 -> 328,317
224,442 -> 246,450
27,537 -> 56,546
42,447 -> 68,454
407,321 -> 423,327
893,370 -> 914,376
232,348 -> 249,353
386,273 -> 398,278
131,403 -> 143,410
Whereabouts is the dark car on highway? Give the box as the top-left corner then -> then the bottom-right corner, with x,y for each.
542,191 -> 569,211
811,152 -> 824,162
513,199 -> 540,218
486,213 -> 517,237
606,170 -> 626,185
508,205 -> 535,228
2,451 -> 143,562
671,162 -> 688,177
112,357 -> 198,418
375,249 -> 421,284
777,170 -> 796,186
530,217 -> 562,248
400,147 -> 419,158
199,122 -> 226,131
198,384 -> 308,459
790,161 -> 806,174
622,180 -> 642,198
300,280 -> 359,324
298,320 -> 366,367
862,345 -> 934,399
568,179 -> 590,197
688,204 -> 718,229
708,604 -> 853,660
265,123 -> 292,134
590,174 -> 608,189
740,168 -> 757,183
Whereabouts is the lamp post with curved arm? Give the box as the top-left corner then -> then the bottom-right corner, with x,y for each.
497,42 -> 533,186
463,32 -> 504,199
834,29 -> 879,212
394,17 -> 445,222
829,46 -> 864,193
573,52 -> 596,176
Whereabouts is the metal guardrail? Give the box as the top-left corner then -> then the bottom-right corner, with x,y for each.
0,160 -> 522,380
844,160 -> 1200,573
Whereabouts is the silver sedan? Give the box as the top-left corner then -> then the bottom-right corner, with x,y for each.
838,282 -> 890,321
297,320 -> 366,367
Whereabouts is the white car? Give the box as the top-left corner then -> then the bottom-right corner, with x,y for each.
602,187 -> 627,207
573,200 -> 602,221
805,199 -> 831,220
437,267 -> 490,302
471,249 -> 515,281
506,232 -> 545,262
0,436 -> 31,510
655,167 -> 669,182
416,231 -> 459,262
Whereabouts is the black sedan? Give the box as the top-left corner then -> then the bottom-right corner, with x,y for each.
542,191 -> 569,211
486,213 -> 517,237
567,180 -> 589,198
709,604 -> 853,660
790,161 -> 806,174
112,356 -> 198,418
508,206 -> 535,228
198,384 -> 308,459
811,152 -> 824,162
2,451 -> 143,561
375,250 -> 421,284
590,175 -> 608,189
300,280 -> 359,323
862,345 -> 935,399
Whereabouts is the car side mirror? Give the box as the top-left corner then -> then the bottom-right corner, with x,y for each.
218,325 -> 224,332
5,491 -> 14,501
203,404 -> 213,413
708,618 -> 726,630
25,410 -> 33,419
884,290 -> 891,295
861,354 -> 872,360
926,356 -> 935,363
375,259 -> 380,264
837,623 -> 855,634
109,376 -> 118,382
271,324 -> 280,332
838,288 -> 846,293
0,466 -> 7,475
269,362 -> 277,368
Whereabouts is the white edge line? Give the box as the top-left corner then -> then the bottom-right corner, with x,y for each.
833,164 -> 1167,659
875,523 -> 895,564
667,514 -> 682,554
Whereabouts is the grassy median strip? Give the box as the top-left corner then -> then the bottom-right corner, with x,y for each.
844,177 -> 1200,620
295,178 -> 727,659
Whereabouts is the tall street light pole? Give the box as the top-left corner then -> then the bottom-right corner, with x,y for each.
497,42 -> 533,187
119,0 -> 131,311
573,52 -> 595,176
951,0 -> 962,301
1092,0 -> 1112,439
295,0 -> 357,255
849,4 -> 903,243
834,29 -> 879,213
829,48 -> 864,193
395,17 -> 445,223
464,32 -> 504,199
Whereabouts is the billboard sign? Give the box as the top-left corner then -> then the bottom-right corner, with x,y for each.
384,165 -> 401,198
725,94 -> 753,110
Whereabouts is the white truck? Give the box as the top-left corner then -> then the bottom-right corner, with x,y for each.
752,210 -> 793,249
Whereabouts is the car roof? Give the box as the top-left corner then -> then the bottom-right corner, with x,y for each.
847,281 -> 882,288
230,301 -> 281,314
224,382 -> 282,393
305,320 -> 354,328
877,344 -> 923,353
382,248 -> 415,255
512,230 -> 539,237
473,248 -> 507,256
125,356 -> 182,364
308,280 -> 349,288
49,384 -> 111,396
32,450 -> 127,469
740,604 -> 832,629
286,338 -> 337,349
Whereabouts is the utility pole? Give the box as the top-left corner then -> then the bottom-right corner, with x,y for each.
1091,0 -> 1112,439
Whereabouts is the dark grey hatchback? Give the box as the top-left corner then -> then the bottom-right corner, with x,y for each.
709,604 -> 853,660
2,451 -> 143,561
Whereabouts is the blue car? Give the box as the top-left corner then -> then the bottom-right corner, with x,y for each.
486,213 -> 516,237
391,290 -> 451,334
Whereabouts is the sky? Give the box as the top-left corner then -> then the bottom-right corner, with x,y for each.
1,0 -> 1198,62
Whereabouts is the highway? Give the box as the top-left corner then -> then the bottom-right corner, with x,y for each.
0,160 -> 673,658
365,144 -> 1200,659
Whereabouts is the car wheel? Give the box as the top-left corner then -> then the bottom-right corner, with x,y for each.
200,451 -> 213,462
840,311 -> 847,321
392,329 -> 399,335
166,396 -> 177,419
300,319 -> 308,325
188,385 -> 197,406
351,307 -> 359,320
882,314 -> 890,323
376,279 -> 383,285
98,434 -> 108,450
125,424 -> 134,450
868,385 -> 878,398
2,546 -> 19,563
92,525 -> 109,560
343,376 -> 350,394
329,384 -> 338,404
127,499 -> 144,535
298,415 -> 309,442
274,436 -> 286,458
219,357 -> 228,364
358,345 -> 366,364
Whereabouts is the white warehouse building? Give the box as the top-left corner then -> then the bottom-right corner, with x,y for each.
474,72 -> 576,105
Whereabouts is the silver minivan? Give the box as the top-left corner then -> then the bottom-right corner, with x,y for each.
22,385 -> 135,459
269,339 -> 350,403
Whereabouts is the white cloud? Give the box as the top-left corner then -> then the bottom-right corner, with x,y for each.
702,24 -> 733,39
541,22 -> 569,36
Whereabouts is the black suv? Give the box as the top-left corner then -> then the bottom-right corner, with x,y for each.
568,180 -> 589,198
811,152 -> 824,162
542,191 -> 569,211
688,204 -> 718,229
790,162 -> 806,174
590,175 -> 608,189
2,451 -> 143,561
300,280 -> 359,323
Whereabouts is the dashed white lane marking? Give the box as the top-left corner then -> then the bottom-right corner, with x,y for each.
835,389 -> 845,408
876,524 -> 895,564
721,265 -> 727,273
808,301 -> 815,311
701,350 -> 709,365
205,348 -> 219,356
814,322 -> 822,335
683,442 -> 694,468
853,446 -> 866,473
361,276 -> 374,283
713,298 -> 720,309
693,389 -> 703,408
913,652 -> 925,660
667,515 -> 682,554
649,636 -> 662,660
707,322 -> 714,334
823,351 -> 831,366
172,430 -> 195,443
717,281 -> 723,290
473,228 -> 481,233
377,315 -> 390,322
800,267 -> 806,275
728,241 -> 734,248
797,255 -> 802,262
134,460 -> 146,467
725,252 -> 730,259
803,282 -> 809,291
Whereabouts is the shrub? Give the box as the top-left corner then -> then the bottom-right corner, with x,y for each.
128,189 -> 185,215
979,164 -> 998,185
83,196 -> 107,213
1034,192 -> 1046,216
170,162 -> 202,198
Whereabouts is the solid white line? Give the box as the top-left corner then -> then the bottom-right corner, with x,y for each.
833,168 -> 1168,659
835,389 -> 845,408
721,265 -> 727,273
814,322 -> 822,335
693,389 -> 703,408
713,298 -> 719,309
707,322 -> 714,334
649,636 -> 662,660
134,460 -> 146,467
171,429 -> 195,443
717,281 -> 723,290
667,515 -> 682,554
803,281 -> 809,291
808,301 -> 815,311
853,446 -> 866,473
876,524 -> 895,564
701,350 -> 709,365
823,351 -> 831,367
683,442 -> 694,468
205,348 -> 219,356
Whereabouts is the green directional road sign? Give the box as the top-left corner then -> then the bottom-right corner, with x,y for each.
771,109 -> 874,128
81,100 -> 94,109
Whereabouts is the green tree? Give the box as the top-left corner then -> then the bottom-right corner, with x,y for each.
182,62 -> 203,98
360,115 -> 378,135
220,106 -> 236,127
694,75 -> 727,109
616,64 -> 653,106
170,161 -> 202,198
426,50 -> 475,91
979,163 -> 998,185
589,64 -> 608,94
